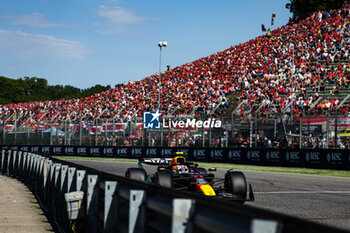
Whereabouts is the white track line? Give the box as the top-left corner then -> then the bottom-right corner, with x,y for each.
255,190 -> 350,194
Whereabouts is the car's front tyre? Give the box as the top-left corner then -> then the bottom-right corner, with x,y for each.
125,168 -> 147,182
224,171 -> 247,202
156,172 -> 173,188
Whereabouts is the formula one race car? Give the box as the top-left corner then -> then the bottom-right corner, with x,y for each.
125,154 -> 254,203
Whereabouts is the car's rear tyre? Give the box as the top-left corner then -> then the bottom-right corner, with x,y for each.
196,167 -> 207,174
156,172 -> 173,188
125,168 -> 147,182
225,171 -> 247,201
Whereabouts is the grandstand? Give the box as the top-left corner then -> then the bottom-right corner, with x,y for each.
0,3 -> 349,149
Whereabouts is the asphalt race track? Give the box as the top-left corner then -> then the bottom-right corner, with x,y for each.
65,159 -> 350,231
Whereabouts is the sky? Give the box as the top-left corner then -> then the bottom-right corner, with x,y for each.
0,0 -> 292,89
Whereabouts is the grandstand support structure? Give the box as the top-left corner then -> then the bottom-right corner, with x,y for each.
210,102 -> 222,116
190,104 -> 200,116
231,100 -> 247,136
308,97 -> 323,136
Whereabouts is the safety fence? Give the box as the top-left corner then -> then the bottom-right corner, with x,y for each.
0,149 -> 349,233
0,145 -> 349,170
1,113 -> 350,150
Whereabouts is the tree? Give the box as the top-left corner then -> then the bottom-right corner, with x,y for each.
0,75 -> 112,104
286,0 -> 346,21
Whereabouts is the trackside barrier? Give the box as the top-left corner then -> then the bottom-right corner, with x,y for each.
0,149 -> 348,233
0,145 -> 349,170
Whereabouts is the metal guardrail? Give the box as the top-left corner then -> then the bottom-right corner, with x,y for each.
0,149 -> 348,233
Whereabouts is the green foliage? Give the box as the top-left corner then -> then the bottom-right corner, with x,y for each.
0,76 -> 112,104
286,0 -> 346,20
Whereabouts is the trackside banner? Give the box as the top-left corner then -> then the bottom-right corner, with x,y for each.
0,145 -> 349,170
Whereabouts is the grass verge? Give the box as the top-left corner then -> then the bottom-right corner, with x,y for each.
195,162 -> 350,178
53,156 -> 350,178
53,156 -> 138,163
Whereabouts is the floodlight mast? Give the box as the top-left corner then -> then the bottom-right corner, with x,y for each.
157,41 -> 167,112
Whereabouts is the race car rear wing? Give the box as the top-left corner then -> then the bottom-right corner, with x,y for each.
138,158 -> 173,165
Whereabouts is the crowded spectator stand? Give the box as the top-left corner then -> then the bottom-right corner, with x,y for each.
0,4 -> 350,149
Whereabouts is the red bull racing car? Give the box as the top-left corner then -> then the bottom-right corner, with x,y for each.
125,154 -> 254,203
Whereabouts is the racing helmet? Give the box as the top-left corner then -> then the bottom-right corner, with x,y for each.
170,155 -> 186,165
176,164 -> 189,174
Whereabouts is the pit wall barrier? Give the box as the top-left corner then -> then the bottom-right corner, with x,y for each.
0,149 -> 348,233
0,145 -> 349,170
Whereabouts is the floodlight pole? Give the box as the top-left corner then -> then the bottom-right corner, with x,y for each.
157,41 -> 167,112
